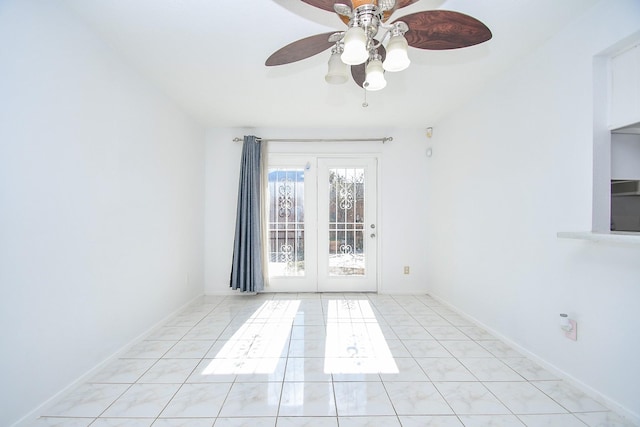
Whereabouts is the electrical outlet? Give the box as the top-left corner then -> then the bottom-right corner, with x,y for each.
403,266 -> 410,274
565,319 -> 577,341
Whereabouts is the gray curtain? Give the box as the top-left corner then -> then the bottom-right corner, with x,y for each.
229,135 -> 265,293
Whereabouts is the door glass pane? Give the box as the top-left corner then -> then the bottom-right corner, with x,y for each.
328,168 -> 365,276
268,169 -> 305,277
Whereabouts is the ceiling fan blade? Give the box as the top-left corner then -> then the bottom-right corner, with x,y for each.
266,32 -> 336,66
300,0 -> 338,12
301,0 -> 417,11
351,63 -> 366,88
351,45 -> 386,88
381,0 -> 419,21
396,0 -> 419,7
398,10 -> 492,50
299,1 -> 420,23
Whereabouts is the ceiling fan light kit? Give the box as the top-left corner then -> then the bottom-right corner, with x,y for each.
334,2 -> 409,87
267,0 -> 492,96
341,26 -> 369,65
383,30 -> 410,72
364,53 -> 386,91
325,45 -> 350,84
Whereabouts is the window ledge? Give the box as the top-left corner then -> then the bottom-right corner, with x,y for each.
557,231 -> 640,245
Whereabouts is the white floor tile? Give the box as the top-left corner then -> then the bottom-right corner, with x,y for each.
398,416 -> 464,427
276,417 -> 338,427
458,358 -> 524,381
101,383 -> 180,417
290,325 -> 326,340
384,381 -> 453,415
457,415 -> 525,426
90,419 -> 154,427
122,340 -> 174,358
218,382 -> 282,417
403,340 -> 453,357
390,325 -> 434,340
32,294 -> 634,427
383,339 -> 412,358
44,383 -> 129,417
162,340 -> 213,358
187,358 -> 237,383
285,357 -> 333,382
501,358 -> 558,381
478,341 -> 522,358
457,327 -> 497,341
425,326 -> 470,340
434,382 -> 511,415
517,413 -> 588,426
233,357 -> 287,382
287,339 -> 326,358
89,358 -> 156,383
213,417 -> 275,427
279,382 -> 337,416
531,380 -> 608,412
33,418 -> 95,427
379,357 -> 429,382
338,416 -> 402,427
440,341 -> 494,358
575,411 -> 639,427
152,419 -> 216,427
146,326 -> 190,341
137,359 -> 200,383
413,314 -> 453,327
333,382 -> 396,416
483,382 -> 567,415
160,383 -> 232,417
416,357 -> 476,382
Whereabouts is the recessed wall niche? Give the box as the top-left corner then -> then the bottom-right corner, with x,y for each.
592,37 -> 640,232
611,124 -> 640,231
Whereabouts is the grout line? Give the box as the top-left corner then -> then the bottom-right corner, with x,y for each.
35,294 -> 637,427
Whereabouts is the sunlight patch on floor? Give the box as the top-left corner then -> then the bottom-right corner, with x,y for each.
324,299 -> 398,374
203,300 -> 300,375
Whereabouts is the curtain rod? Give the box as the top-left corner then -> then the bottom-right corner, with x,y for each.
232,137 -> 393,143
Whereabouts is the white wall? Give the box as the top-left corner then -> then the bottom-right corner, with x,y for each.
205,127 -> 429,295
425,0 -> 640,420
612,133 -> 640,179
610,44 -> 640,129
0,1 -> 205,425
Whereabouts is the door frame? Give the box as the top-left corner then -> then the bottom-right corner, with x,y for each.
317,157 -> 378,292
265,152 -> 381,293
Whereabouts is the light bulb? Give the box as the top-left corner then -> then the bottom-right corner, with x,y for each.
325,51 -> 348,84
341,26 -> 369,65
383,33 -> 410,72
364,57 -> 386,91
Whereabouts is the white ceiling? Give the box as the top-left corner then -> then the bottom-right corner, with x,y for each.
61,0 -> 599,128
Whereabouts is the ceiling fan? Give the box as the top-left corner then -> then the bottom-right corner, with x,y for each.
266,0 -> 492,91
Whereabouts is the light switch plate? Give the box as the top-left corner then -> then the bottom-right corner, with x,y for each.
565,319 -> 577,341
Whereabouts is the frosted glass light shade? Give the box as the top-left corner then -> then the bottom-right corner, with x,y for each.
383,34 -> 410,72
325,52 -> 348,84
364,58 -> 386,91
341,26 -> 368,65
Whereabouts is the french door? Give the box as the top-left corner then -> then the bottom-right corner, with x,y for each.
266,156 -> 378,292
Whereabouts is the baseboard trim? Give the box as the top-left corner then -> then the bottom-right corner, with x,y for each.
12,293 -> 205,427
428,292 -> 640,425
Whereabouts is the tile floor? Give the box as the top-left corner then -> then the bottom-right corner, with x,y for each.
33,294 -> 637,427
